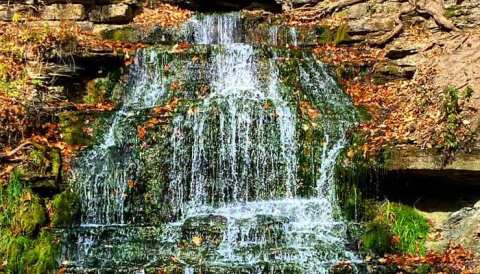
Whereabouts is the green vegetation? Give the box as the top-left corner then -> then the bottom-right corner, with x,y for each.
440,85 -> 474,163
362,221 -> 392,255
51,191 -> 80,227
0,170 -> 60,274
362,201 -> 430,255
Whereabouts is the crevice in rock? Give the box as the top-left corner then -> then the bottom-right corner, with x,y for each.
49,54 -> 124,102
377,170 -> 480,212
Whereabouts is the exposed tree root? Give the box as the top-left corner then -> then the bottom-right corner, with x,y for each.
370,0 -> 459,46
369,5 -> 416,46
412,0 -> 459,31
288,0 -> 366,22
288,0 -> 459,47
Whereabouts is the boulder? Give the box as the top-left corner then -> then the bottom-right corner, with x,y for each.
89,4 -> 134,24
41,4 -> 87,21
430,203 -> 480,254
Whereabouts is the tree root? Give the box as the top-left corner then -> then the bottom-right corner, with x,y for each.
412,0 -> 459,31
370,0 -> 459,46
288,0 -> 367,22
369,6 -> 416,46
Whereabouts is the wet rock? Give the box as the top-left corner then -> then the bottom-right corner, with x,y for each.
182,215 -> 227,246
385,45 -> 422,60
445,0 -> 480,29
41,4 -> 87,21
89,4 -> 134,24
59,111 -> 112,146
331,260 -> 354,274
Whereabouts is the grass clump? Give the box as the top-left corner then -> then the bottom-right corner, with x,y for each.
362,221 -> 392,255
362,201 -> 430,255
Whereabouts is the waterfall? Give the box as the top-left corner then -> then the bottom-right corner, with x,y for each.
66,12 -> 358,274
72,50 -> 170,225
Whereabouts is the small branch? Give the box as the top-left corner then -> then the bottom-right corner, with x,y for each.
0,141 -> 32,160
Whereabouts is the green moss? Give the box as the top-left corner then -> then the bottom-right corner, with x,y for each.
361,221 -> 392,255
49,148 -> 61,177
334,24 -> 351,44
23,231 -> 60,274
51,191 -> 80,227
101,26 -> 139,42
4,234 -> 31,273
0,170 -> 59,274
444,5 -> 465,18
59,112 -> 89,145
11,191 -> 47,236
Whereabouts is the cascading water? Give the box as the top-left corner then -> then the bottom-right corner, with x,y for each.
65,12 -> 358,274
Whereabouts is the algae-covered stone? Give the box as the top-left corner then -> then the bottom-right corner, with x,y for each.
100,25 -> 142,43
11,191 -> 47,236
50,191 -> 80,227
182,215 -> 227,247
59,111 -> 112,146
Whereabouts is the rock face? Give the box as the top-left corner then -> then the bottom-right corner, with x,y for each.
41,4 -> 87,21
430,201 -> 480,254
89,4 -> 134,23
0,0 -> 138,24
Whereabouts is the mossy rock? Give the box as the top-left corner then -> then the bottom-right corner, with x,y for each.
11,192 -> 47,236
50,191 -> 80,227
59,111 -> 112,146
23,231 -> 60,274
101,26 -> 141,43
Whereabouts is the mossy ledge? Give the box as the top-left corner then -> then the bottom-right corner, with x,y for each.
0,170 -> 80,273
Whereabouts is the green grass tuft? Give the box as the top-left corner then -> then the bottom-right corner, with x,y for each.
362,221 -> 392,255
